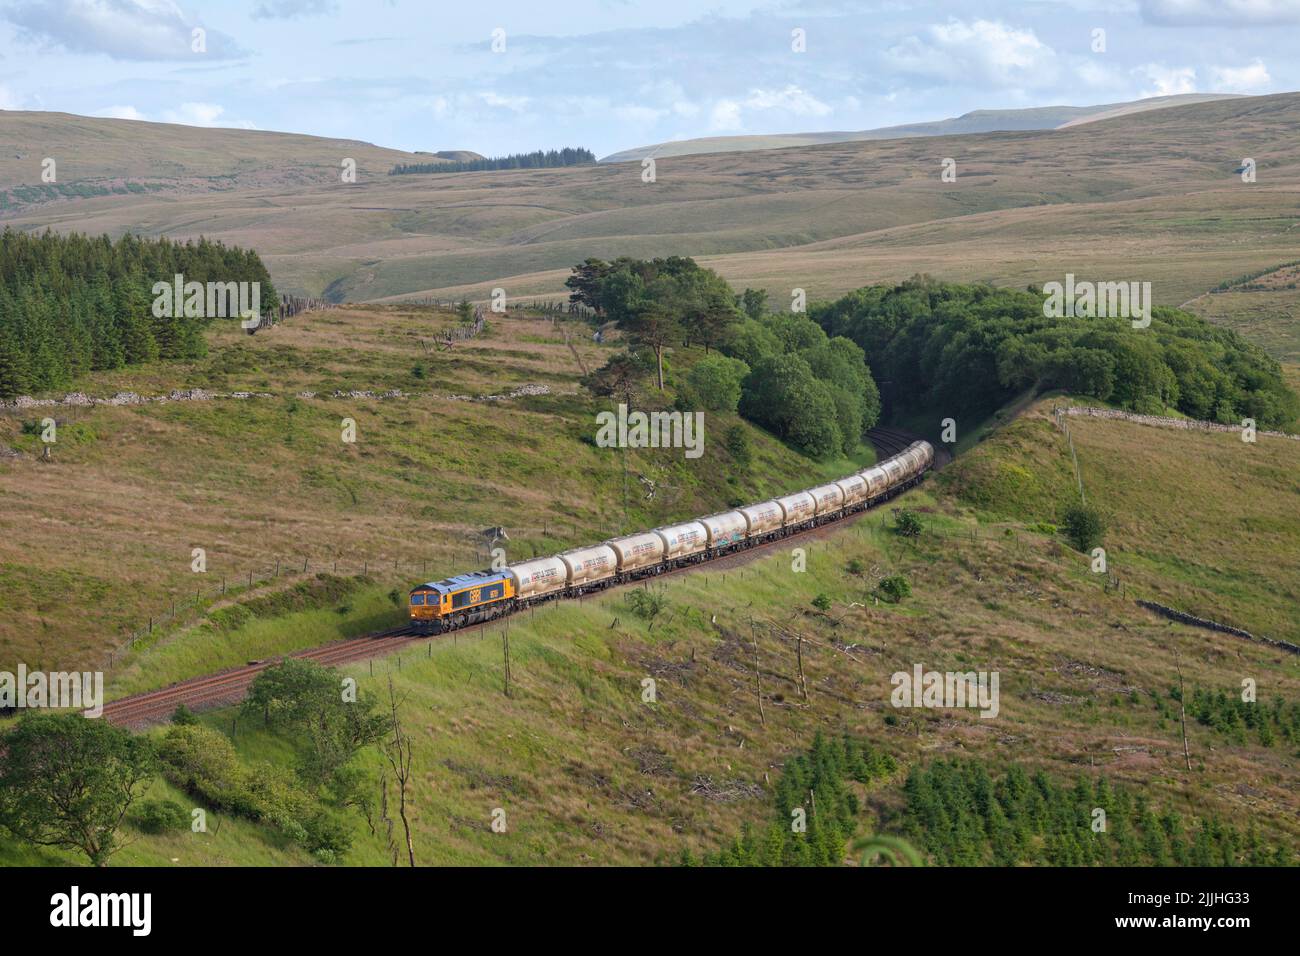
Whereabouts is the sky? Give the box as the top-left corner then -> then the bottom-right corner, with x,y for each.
0,0 -> 1295,158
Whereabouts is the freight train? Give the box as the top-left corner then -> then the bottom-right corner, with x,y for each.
409,440 -> 934,633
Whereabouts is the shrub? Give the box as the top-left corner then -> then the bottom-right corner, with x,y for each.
1062,503 -> 1106,553
846,558 -> 866,575
877,575 -> 912,603
895,509 -> 923,537
686,354 -> 749,412
627,588 -> 668,621
811,593 -> 832,612
133,799 -> 191,834
171,704 -> 198,726
725,424 -> 752,468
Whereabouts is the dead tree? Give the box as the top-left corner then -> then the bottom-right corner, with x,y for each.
1175,649 -> 1192,771
382,676 -> 416,866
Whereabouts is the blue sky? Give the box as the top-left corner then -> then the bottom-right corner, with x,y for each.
1,0 -> 1296,157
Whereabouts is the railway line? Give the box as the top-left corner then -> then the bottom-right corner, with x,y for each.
100,426 -> 935,729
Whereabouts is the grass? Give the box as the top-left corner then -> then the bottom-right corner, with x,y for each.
0,304 -> 875,680
938,400 -> 1300,643
5,453 -> 1296,866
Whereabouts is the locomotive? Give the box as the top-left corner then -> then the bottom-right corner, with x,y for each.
410,440 -> 934,634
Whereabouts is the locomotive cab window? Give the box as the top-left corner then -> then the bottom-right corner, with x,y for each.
410,593 -> 425,606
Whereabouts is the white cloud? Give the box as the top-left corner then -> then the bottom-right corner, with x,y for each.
614,104 -> 667,124
707,85 -> 831,132
710,99 -> 743,131
887,18 -> 1058,88
1210,58 -> 1271,91
1140,0 -> 1300,25
479,92 -> 531,112
159,102 -> 256,128
1074,59 -> 1125,90
94,104 -> 147,120
1134,63 -> 1199,95
743,85 -> 832,117
3,0 -> 243,61
252,0 -> 339,19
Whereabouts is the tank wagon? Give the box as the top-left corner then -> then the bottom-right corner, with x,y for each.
409,440 -> 934,633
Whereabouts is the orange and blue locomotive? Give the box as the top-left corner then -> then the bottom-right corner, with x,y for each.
409,569 -> 515,633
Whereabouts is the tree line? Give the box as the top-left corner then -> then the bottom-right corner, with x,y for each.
812,275 -> 1298,430
0,229 -> 279,399
892,758 -> 1290,866
570,256 -> 881,459
389,147 -> 595,176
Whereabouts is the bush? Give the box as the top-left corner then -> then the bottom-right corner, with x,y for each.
686,354 -> 749,412
725,424 -> 752,468
811,593 -> 832,611
877,575 -> 911,603
627,588 -> 668,621
894,509 -> 923,537
171,704 -> 198,726
133,799 -> 191,834
846,558 -> 866,575
1062,503 -> 1106,553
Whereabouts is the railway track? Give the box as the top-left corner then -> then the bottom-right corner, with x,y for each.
101,427 -> 934,729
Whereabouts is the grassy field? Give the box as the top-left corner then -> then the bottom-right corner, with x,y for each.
5,425 -> 1297,865
938,401 -> 1300,644
5,94 -> 1300,308
0,304 -> 876,678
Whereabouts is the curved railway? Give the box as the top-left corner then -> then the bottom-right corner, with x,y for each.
101,426 -> 937,728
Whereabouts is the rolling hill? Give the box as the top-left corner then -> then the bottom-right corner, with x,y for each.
0,109 -> 465,201
598,93 -> 1240,163
2,93 -> 1295,318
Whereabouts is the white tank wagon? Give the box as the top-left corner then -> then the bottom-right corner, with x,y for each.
880,455 -> 907,486
806,482 -> 845,518
558,544 -> 618,590
738,500 -> 783,538
606,532 -> 666,575
699,511 -> 749,550
892,442 -> 931,482
774,491 -> 816,528
859,463 -> 890,499
654,521 -> 709,562
835,473 -> 869,508
507,556 -> 568,601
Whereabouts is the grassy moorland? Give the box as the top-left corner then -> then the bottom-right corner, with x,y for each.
0,304 -> 876,679
4,404 -> 1297,865
1185,263 -> 1300,362
938,401 -> 1300,645
5,94 -> 1300,308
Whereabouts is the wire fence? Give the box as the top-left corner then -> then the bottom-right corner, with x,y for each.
107,550 -> 493,667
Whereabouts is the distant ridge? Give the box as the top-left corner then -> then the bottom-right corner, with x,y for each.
598,93 -> 1243,163
0,110 -> 473,191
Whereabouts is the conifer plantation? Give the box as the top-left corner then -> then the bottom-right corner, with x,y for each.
0,229 -> 278,398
